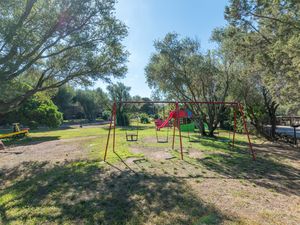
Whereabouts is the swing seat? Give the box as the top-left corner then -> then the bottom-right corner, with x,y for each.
126,134 -> 138,141
155,129 -> 169,143
156,138 -> 168,143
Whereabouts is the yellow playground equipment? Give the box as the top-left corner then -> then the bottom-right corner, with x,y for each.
0,123 -> 29,139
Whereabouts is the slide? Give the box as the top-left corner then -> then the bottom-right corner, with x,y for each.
156,111 -> 176,129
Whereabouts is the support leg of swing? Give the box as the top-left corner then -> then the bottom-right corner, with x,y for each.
172,120 -> 176,149
239,103 -> 256,160
232,109 -> 237,148
176,102 -> 183,160
112,103 -> 117,153
104,102 -> 116,161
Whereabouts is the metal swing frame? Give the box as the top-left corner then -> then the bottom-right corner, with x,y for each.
104,101 -> 256,161
154,103 -> 171,143
155,126 -> 170,143
125,117 -> 139,142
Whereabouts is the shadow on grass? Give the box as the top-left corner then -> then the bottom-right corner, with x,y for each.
2,136 -> 60,147
252,142 -> 300,161
199,152 -> 300,196
0,160 -> 234,224
195,138 -> 241,153
180,133 -> 249,148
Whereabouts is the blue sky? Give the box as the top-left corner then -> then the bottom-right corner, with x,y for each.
95,0 -> 229,97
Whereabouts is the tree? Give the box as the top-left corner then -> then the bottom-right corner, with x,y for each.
3,93 -> 63,128
0,0 -> 128,113
212,26 -> 281,139
140,97 -> 155,115
210,0 -> 300,138
224,0 -> 300,112
145,33 -> 233,136
52,85 -> 75,117
74,88 -> 109,122
107,82 -> 131,126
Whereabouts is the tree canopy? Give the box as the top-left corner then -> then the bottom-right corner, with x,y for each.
74,88 -> 108,122
145,33 -> 234,136
221,0 -> 300,113
0,0 -> 128,113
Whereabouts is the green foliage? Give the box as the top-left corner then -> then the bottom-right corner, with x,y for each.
74,88 -> 109,122
221,0 -> 300,112
140,98 -> 155,115
107,82 -> 132,126
107,82 -> 131,103
0,0 -> 128,113
5,93 -> 63,128
52,85 -> 76,116
139,113 -> 150,124
116,112 -> 130,126
101,110 -> 111,121
145,33 -> 233,136
153,114 -> 160,120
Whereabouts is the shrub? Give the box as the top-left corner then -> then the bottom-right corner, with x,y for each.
5,94 -> 63,129
140,113 -> 150,124
153,113 -> 160,119
102,110 -> 111,121
116,112 -> 130,126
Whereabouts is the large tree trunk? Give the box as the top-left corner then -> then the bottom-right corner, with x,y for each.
197,119 -> 207,136
248,88 -> 279,140
262,87 -> 279,140
268,102 -> 278,139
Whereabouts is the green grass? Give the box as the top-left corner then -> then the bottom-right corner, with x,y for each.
88,133 -> 144,164
2,124 -> 297,224
30,126 -> 108,138
0,160 -> 229,224
0,123 -> 258,162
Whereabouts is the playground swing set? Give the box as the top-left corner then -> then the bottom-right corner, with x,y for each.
104,101 -> 256,161
154,104 -> 171,143
124,114 -> 139,142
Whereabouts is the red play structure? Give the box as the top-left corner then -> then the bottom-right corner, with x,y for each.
155,110 -> 187,129
104,101 -> 256,161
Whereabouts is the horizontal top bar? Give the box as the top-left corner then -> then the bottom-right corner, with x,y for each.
116,101 -> 239,105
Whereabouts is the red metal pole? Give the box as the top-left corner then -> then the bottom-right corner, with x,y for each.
176,102 -> 183,160
238,103 -> 256,160
104,103 -> 115,161
112,102 -> 117,153
232,109 -> 237,148
172,120 -> 176,150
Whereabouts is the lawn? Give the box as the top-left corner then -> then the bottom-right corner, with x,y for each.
0,124 -> 299,224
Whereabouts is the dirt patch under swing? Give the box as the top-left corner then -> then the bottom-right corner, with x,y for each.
130,146 -> 173,160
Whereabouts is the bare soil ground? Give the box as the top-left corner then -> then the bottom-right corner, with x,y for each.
131,146 -> 173,160
0,137 -> 96,168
